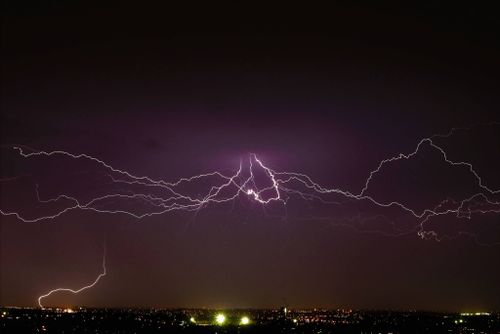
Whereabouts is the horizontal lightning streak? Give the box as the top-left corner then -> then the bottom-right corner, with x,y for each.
1,123 -> 499,306
1,125 -> 498,233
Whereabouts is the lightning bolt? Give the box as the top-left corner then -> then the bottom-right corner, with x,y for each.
1,122 -> 499,307
1,124 -> 499,230
37,245 -> 107,308
0,123 -> 500,230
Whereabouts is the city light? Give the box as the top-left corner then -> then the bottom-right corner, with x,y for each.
215,313 -> 226,325
2,308 -> 497,332
460,312 -> 491,316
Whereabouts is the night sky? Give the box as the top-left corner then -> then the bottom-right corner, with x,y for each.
1,3 -> 500,311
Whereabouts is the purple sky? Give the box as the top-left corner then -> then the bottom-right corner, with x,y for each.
1,3 -> 500,311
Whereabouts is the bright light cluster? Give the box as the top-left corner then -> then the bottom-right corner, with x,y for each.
215,313 -> 226,325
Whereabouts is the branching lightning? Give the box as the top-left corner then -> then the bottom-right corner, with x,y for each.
1,124 -> 499,231
1,123 -> 499,307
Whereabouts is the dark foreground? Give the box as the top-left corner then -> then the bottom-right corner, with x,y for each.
1,307 -> 499,334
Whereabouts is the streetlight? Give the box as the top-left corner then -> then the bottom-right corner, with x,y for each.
215,313 -> 226,325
